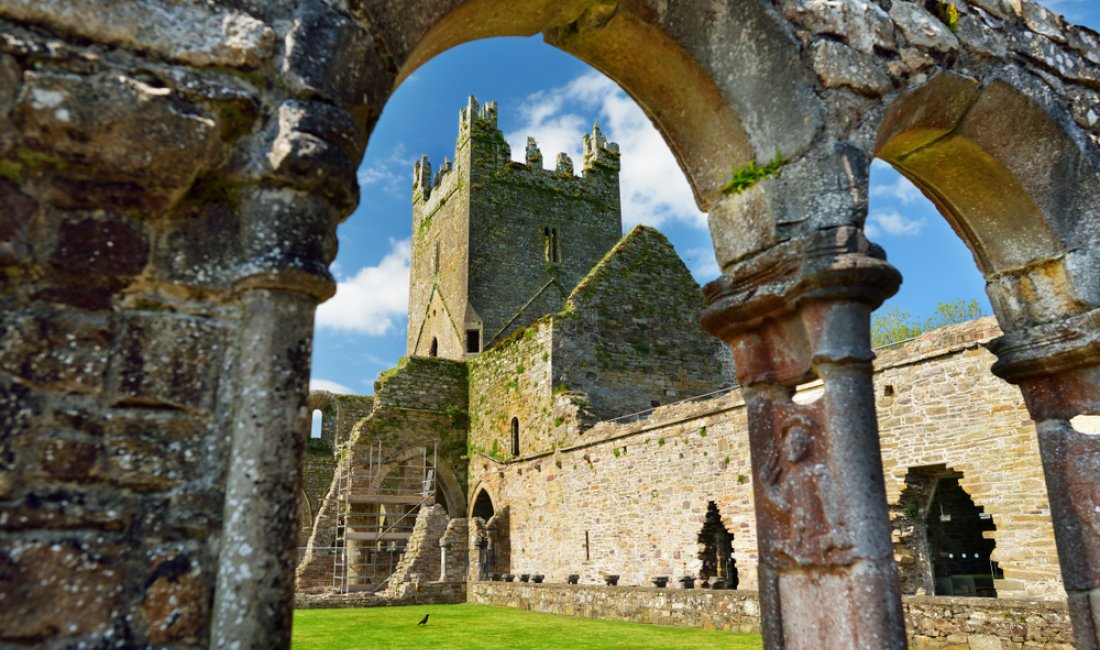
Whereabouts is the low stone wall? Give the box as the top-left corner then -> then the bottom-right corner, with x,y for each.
468,582 -> 1074,648
295,582 -> 465,610
904,596 -> 1073,649
468,582 -> 760,632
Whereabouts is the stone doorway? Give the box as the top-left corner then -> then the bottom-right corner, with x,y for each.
893,466 -> 1003,598
697,501 -> 737,589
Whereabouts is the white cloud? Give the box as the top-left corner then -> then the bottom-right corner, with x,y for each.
871,174 -> 923,205
315,238 -> 411,334
865,210 -> 927,239
309,378 -> 353,394
357,145 -> 415,197
505,71 -> 706,230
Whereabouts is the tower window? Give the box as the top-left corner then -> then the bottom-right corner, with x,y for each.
511,417 -> 520,457
466,329 -> 481,353
433,241 -> 441,274
429,337 -> 438,357
544,227 -> 560,263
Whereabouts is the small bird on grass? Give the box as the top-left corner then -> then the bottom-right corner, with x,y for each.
417,613 -> 429,626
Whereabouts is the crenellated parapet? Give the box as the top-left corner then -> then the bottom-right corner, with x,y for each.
581,122 -> 620,173
413,96 -> 621,207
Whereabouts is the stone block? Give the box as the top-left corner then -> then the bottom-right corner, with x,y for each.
45,210 -> 149,279
0,178 -> 36,268
0,539 -> 128,643
103,412 -> 209,493
0,309 -> 112,393
39,437 -> 102,482
889,2 -> 960,53
139,553 -> 209,645
266,101 -> 359,209
14,70 -> 219,191
812,39 -> 894,97
108,312 -> 227,411
282,0 -> 392,113
779,0 -> 896,54
0,0 -> 274,68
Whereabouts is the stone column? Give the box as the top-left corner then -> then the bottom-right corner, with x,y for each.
211,187 -> 340,649
440,540 -> 450,582
702,226 -> 906,649
989,313 -> 1100,649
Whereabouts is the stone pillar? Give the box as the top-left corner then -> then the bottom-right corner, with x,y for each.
989,313 -> 1100,649
702,226 -> 905,649
211,186 -> 340,649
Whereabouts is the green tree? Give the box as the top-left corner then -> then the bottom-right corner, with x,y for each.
871,299 -> 985,349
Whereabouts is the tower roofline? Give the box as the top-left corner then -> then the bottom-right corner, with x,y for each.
413,96 -> 621,204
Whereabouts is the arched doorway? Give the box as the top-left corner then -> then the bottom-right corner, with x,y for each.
697,501 -> 737,589
893,465 -> 1002,598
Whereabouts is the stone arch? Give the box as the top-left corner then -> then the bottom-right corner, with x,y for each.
874,71 -> 1100,331
365,445 -> 465,517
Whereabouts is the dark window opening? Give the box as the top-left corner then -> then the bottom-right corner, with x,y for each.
472,488 -> 495,520
544,226 -> 560,263
697,501 -> 737,589
433,241 -> 441,274
429,337 -> 438,357
884,385 -> 895,396
894,466 -> 1002,598
511,417 -> 520,457
466,329 -> 481,353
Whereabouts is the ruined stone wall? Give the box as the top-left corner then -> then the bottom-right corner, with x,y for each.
468,318 -> 1060,600
553,226 -> 731,421
874,317 -> 1060,600
467,319 -> 557,460
364,357 -> 470,509
385,503 -> 449,594
469,392 -> 758,589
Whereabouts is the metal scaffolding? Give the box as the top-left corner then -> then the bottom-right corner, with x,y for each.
332,440 -> 437,593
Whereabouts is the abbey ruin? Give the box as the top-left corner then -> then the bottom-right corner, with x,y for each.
2,1 -> 1100,649
292,98 -> 1071,648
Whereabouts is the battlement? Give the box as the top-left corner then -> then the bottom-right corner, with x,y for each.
414,97 -> 621,205
459,95 -> 498,133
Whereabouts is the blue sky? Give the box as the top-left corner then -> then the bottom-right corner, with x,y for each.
310,4 -> 1100,395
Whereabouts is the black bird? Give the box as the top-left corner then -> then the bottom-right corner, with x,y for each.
417,614 -> 429,626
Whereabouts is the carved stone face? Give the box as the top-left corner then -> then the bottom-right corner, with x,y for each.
784,425 -> 813,464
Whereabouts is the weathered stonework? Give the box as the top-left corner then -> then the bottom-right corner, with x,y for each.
467,319 -> 1060,604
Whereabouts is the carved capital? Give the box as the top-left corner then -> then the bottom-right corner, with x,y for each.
702,227 -> 899,386
989,307 -> 1100,383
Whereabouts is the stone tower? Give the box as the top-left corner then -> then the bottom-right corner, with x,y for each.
407,96 -> 622,360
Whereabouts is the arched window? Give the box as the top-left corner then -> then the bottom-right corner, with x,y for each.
511,417 -> 520,457
429,337 -> 438,357
472,488 -> 495,520
310,409 -> 323,439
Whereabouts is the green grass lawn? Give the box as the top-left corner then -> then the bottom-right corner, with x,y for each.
293,604 -> 763,649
